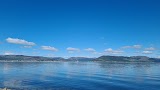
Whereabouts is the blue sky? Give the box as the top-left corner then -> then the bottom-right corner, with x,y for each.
0,0 -> 160,58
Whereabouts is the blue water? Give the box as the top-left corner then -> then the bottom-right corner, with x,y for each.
0,62 -> 160,90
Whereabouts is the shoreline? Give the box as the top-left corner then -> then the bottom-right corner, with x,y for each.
0,60 -> 159,63
0,88 -> 11,90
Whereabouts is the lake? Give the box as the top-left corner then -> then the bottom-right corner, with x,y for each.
0,62 -> 160,90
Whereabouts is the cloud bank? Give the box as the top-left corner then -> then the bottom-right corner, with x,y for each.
122,45 -> 142,49
142,51 -> 153,54
66,47 -> 80,53
41,46 -> 58,52
4,51 -> 14,55
104,48 -> 124,55
145,47 -> 155,51
84,48 -> 96,52
6,38 -> 35,46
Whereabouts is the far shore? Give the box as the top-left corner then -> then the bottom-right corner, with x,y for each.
0,88 -> 11,90
0,60 -> 158,63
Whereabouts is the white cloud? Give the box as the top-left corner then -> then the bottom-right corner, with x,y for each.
105,48 -> 113,52
84,48 -> 96,52
133,45 -> 142,49
6,38 -> 35,46
122,45 -> 142,49
104,48 -> 124,55
4,51 -> 14,55
84,48 -> 101,55
142,51 -> 153,54
121,46 -> 132,49
145,47 -> 156,51
93,52 -> 102,55
23,46 -> 32,48
41,46 -> 58,52
66,47 -> 80,53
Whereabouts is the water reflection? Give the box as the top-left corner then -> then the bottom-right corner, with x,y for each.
0,62 -> 160,90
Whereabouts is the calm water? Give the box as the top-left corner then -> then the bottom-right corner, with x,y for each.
0,62 -> 160,90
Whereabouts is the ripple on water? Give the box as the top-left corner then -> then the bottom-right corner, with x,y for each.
0,62 -> 160,90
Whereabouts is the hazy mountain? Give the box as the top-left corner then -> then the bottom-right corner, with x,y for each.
0,55 -> 65,61
95,56 -> 160,62
0,55 -> 160,62
67,57 -> 95,61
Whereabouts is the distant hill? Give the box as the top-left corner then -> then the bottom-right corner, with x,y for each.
0,55 -> 65,61
95,56 -> 160,62
0,55 -> 160,62
67,57 -> 95,61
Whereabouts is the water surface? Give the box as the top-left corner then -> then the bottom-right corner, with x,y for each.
0,62 -> 160,90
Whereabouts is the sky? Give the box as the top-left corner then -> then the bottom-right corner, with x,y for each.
0,0 -> 160,58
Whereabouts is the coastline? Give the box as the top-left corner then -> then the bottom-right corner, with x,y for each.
0,60 -> 159,63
